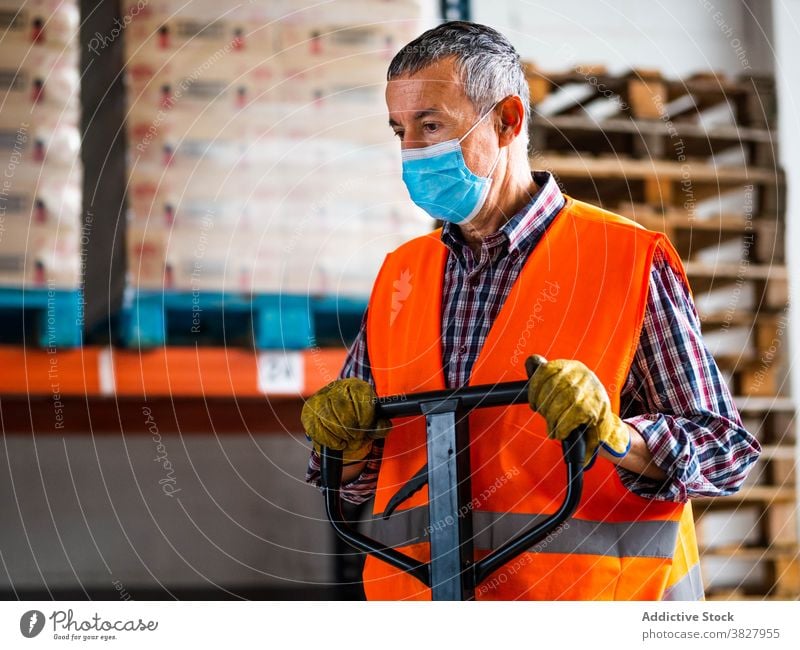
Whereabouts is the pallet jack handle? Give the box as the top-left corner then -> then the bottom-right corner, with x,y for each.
321,378 -> 587,600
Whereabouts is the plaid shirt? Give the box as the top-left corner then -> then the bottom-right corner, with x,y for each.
306,171 -> 760,504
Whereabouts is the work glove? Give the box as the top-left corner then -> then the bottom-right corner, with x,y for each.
525,355 -> 631,468
301,377 -> 392,463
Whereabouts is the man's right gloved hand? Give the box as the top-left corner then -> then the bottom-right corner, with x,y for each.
301,377 -> 392,463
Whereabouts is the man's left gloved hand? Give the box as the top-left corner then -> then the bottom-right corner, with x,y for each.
525,355 -> 631,468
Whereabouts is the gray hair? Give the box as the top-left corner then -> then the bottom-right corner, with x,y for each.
387,21 -> 530,139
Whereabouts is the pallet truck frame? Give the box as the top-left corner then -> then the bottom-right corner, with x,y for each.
321,377 -> 587,601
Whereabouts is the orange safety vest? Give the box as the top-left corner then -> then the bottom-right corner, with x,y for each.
363,195 -> 703,600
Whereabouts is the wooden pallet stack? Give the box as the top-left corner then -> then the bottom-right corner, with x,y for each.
525,63 -> 797,599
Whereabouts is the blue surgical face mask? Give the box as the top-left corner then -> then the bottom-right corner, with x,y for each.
401,102 -> 503,224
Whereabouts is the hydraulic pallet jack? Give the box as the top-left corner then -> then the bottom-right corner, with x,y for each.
321,363 -> 588,601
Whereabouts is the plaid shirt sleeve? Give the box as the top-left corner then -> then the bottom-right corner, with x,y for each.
616,249 -> 762,502
304,308 -> 385,505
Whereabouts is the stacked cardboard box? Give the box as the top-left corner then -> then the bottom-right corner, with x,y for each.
0,0 -> 82,288
123,0 -> 433,297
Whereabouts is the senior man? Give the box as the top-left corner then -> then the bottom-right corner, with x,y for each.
302,21 -> 760,600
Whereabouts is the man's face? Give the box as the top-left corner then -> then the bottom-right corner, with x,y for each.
385,57 -> 500,179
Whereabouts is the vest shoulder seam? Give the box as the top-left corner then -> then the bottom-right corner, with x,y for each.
566,200 -> 662,239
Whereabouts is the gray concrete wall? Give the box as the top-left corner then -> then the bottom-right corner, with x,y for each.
0,431 -> 340,597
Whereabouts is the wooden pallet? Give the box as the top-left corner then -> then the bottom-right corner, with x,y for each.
119,290 -> 367,350
734,396 -> 794,412
706,593 -> 798,601
695,498 -> 797,542
698,544 -> 800,599
694,314 -> 789,377
525,64 -> 776,128
528,64 -> 793,601
708,354 -> 788,398
533,153 -> 784,216
700,310 -> 788,337
0,287 -> 83,348
683,260 -> 786,283
617,204 -> 784,264
693,486 -> 796,506
735,407 -> 795,453
530,114 -> 777,166
702,550 -> 800,598
700,545 -> 799,560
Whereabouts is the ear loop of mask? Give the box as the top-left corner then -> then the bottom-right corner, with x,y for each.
458,99 -> 504,180
485,139 -> 504,179
457,99 -> 502,145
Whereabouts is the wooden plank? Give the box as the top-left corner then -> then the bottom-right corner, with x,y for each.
699,545 -> 799,560
693,485 -> 797,505
683,261 -> 787,281
736,74 -> 777,128
526,76 -> 552,105
627,76 -> 666,118
766,502 -> 799,547
734,396 -> 795,413
705,588 -> 746,600
673,216 -> 753,232
767,412 -> 797,446
699,311 -> 782,332
769,457 -> 796,486
542,114 -> 775,142
736,363 -> 780,398
705,593 -> 790,601
540,154 -> 781,183
755,219 -> 783,264
644,175 -> 673,208
754,315 -> 789,355
765,278 -> 790,309
773,556 -> 800,596
760,445 -> 799,460
523,63 -> 776,130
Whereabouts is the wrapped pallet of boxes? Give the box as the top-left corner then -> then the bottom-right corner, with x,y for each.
122,0 -> 433,347
0,0 -> 83,348
0,1 -> 82,290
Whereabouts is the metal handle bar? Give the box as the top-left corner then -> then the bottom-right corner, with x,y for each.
320,380 -> 587,595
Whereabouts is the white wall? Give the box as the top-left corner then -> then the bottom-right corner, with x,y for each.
473,0 -> 773,77
772,0 -> 800,535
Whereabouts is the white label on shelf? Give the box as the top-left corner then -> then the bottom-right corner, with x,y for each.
257,351 -> 304,395
98,346 -> 116,396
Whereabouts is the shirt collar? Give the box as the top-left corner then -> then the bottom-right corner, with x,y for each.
440,171 -> 565,258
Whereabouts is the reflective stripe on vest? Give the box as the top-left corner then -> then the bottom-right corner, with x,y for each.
363,507 -> 680,559
364,196 -> 701,600
662,562 -> 705,600
662,501 -> 705,599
